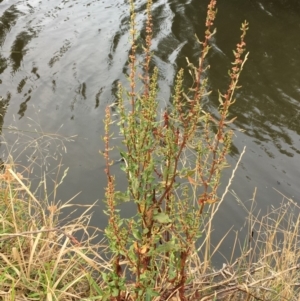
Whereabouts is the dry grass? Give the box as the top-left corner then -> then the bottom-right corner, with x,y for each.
185,187 -> 300,301
0,162 -> 111,301
0,124 -> 110,301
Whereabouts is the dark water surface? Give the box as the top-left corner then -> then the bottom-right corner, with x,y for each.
1,0 -> 300,260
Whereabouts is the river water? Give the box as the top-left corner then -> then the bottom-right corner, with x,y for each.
1,0 -> 300,260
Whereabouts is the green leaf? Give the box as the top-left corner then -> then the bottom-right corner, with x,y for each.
131,178 -> 140,193
119,151 -> 128,163
114,191 -> 130,202
153,212 -> 171,224
112,288 -> 119,297
143,228 -> 149,235
101,272 -> 108,282
132,229 -> 141,240
120,164 -> 127,172
156,241 -> 177,253
146,288 -> 160,298
88,274 -> 103,295
102,293 -> 110,301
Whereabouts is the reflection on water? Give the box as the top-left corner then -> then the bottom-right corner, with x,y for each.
0,4 -> 21,47
0,93 -> 9,134
0,0 -> 300,259
10,30 -> 36,72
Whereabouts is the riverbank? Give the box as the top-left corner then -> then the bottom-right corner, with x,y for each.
1,0 -> 300,299
0,161 -> 299,300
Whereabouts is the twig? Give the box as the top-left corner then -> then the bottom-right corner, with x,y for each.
0,228 -> 59,241
248,264 -> 300,287
8,168 -> 42,207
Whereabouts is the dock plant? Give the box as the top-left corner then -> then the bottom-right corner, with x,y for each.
1,0 -> 299,300
102,0 -> 249,299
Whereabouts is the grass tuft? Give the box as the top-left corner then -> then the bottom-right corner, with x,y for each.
0,160 -> 110,301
